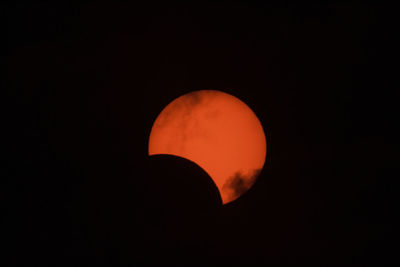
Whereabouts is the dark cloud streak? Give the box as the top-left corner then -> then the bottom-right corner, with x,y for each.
223,168 -> 261,201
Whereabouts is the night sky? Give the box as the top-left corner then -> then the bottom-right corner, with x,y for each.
4,1 -> 397,264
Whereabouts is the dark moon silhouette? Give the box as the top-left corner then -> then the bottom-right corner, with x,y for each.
144,154 -> 223,211
86,155 -> 222,264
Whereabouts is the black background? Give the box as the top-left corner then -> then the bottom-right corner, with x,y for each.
4,1 -> 397,264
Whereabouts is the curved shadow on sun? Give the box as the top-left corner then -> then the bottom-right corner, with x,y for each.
148,153 -> 265,206
147,154 -> 223,208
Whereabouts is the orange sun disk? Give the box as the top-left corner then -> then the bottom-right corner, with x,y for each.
148,90 -> 266,204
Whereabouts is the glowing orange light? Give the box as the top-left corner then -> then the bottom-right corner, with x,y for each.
148,90 -> 266,204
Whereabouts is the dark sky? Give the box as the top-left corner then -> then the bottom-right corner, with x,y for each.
4,1 -> 397,264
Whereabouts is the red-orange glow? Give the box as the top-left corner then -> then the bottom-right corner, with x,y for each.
148,90 -> 266,204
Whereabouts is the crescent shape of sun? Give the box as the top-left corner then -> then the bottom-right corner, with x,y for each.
148,90 -> 267,204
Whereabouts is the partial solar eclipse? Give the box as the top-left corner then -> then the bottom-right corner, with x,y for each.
148,90 -> 266,204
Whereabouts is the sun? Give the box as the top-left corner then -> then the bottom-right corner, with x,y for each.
148,90 -> 266,204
